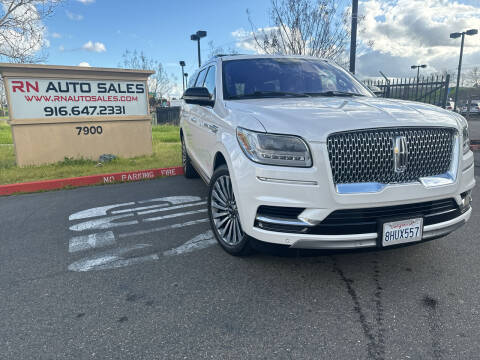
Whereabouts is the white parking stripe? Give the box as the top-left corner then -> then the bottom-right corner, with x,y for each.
68,244 -> 158,272
163,230 -> 216,256
69,214 -> 138,232
138,196 -> 201,204
69,231 -> 116,253
138,201 -> 207,216
69,202 -> 134,220
111,203 -> 170,214
118,218 -> 209,238
143,209 -> 207,222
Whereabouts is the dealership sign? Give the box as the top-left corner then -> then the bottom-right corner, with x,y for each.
0,63 -> 154,166
8,79 -> 148,120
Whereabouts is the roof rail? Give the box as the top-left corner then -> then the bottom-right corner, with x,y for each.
206,54 -> 245,62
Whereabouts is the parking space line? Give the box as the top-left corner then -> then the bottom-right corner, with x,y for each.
69,231 -> 116,253
163,230 -> 216,256
68,244 -> 157,272
118,218 -> 209,238
137,201 -> 207,216
69,214 -> 138,232
111,203 -> 170,214
69,202 -> 135,221
138,196 -> 201,204
143,209 -> 207,222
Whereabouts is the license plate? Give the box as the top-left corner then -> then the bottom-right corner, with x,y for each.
382,218 -> 423,247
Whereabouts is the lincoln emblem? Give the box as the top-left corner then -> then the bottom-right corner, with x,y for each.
393,136 -> 408,173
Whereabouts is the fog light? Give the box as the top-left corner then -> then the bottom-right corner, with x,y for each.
460,191 -> 472,212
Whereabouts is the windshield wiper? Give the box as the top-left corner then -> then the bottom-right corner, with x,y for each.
228,91 -> 311,99
306,91 -> 365,97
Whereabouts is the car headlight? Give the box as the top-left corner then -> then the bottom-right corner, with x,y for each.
463,126 -> 470,154
236,127 -> 312,167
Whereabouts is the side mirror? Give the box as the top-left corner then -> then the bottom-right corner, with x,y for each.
183,87 -> 214,106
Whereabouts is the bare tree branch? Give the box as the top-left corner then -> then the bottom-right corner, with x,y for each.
0,0 -> 62,63
466,67 -> 480,88
119,49 -> 175,100
247,0 -> 349,62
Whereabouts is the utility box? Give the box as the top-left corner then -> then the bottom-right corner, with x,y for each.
0,63 -> 154,166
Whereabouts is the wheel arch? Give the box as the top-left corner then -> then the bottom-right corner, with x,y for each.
213,151 -> 228,171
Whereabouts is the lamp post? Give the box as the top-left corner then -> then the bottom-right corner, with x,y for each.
184,73 -> 188,88
450,29 -> 478,112
411,64 -> 427,100
179,61 -> 186,92
190,30 -> 207,68
349,0 -> 359,74
411,64 -> 427,81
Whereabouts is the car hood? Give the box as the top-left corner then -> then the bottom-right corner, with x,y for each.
225,96 -> 461,142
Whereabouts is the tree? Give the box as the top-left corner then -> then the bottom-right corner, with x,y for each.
0,0 -> 62,63
246,0 -> 349,61
119,50 -> 175,101
467,67 -> 480,88
207,40 -> 239,59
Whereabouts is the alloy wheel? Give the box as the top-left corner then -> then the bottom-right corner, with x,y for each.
210,175 -> 244,246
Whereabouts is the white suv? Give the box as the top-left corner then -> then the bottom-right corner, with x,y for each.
180,55 -> 475,255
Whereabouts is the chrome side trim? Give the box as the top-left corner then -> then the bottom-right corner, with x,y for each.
255,214 -> 315,227
290,238 -> 377,249
423,207 -> 471,234
257,177 -> 318,186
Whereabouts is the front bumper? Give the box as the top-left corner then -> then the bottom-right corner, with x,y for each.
230,141 -> 476,249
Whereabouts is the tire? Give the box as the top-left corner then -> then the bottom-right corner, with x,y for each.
181,135 -> 199,179
208,165 -> 253,256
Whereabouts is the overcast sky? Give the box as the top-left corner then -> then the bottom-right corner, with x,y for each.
42,0 -> 480,96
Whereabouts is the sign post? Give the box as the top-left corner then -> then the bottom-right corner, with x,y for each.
0,63 -> 154,166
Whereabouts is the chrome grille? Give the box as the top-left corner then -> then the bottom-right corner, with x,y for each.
327,127 -> 455,184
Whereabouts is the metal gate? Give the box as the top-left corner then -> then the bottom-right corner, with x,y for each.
364,75 -> 450,108
155,107 -> 181,125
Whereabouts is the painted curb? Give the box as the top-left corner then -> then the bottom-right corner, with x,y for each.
0,166 -> 184,196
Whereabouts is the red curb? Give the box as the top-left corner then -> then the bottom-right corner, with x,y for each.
0,166 -> 184,196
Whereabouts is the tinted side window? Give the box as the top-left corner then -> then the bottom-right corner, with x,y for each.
203,66 -> 216,96
194,68 -> 207,87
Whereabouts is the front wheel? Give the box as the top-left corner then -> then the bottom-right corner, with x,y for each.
208,165 -> 252,256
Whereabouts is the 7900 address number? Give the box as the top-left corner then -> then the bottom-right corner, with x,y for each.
76,126 -> 103,136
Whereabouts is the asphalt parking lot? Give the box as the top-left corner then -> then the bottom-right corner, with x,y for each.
1,159 -> 479,360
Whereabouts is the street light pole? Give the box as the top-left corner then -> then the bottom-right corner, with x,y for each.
411,64 -> 427,100
179,61 -> 186,92
454,33 -> 465,112
190,30 -> 207,68
450,29 -> 478,112
349,0 -> 359,74
184,73 -> 188,88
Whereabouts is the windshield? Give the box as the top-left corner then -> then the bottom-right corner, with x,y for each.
222,58 -> 372,99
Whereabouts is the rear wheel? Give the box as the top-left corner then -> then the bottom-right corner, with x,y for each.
181,135 -> 199,179
208,165 -> 252,256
